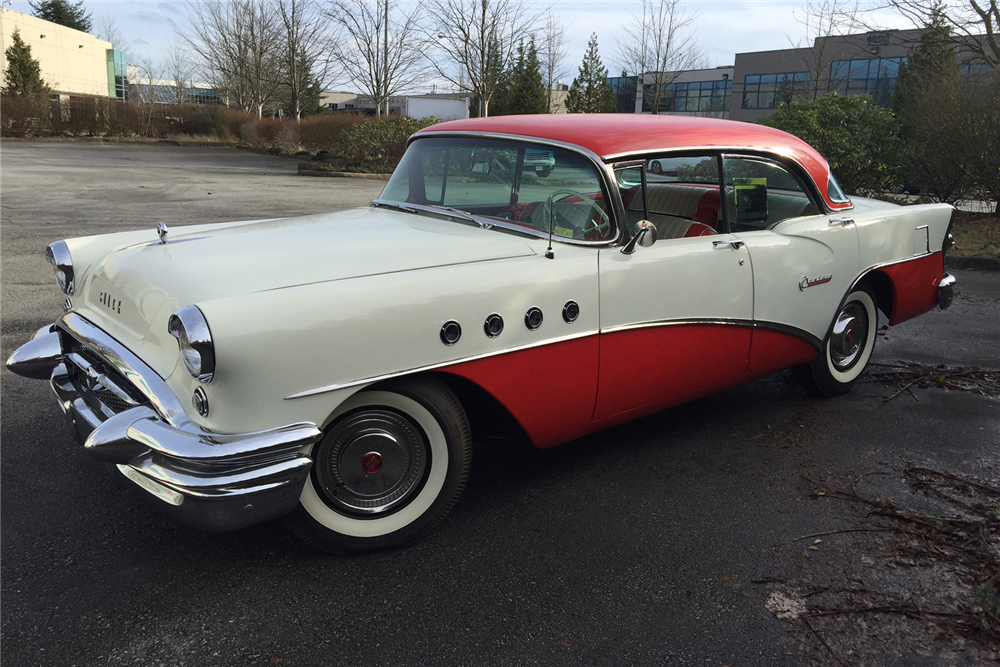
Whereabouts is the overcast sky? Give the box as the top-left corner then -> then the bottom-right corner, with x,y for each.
7,0 -> 915,89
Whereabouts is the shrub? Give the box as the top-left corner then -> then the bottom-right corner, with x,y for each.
0,94 -> 47,136
216,107 -> 256,141
340,116 -> 439,172
758,93 -> 901,196
298,113 -> 365,154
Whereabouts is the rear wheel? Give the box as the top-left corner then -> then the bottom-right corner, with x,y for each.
283,377 -> 471,552
796,286 -> 878,396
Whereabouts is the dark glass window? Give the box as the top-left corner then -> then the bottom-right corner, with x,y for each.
642,79 -> 731,113
828,57 -> 907,107
742,71 -> 811,109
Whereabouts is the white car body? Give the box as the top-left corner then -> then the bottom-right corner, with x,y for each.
7,115 -> 956,551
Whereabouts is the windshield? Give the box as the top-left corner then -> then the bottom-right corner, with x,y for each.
380,137 -> 616,242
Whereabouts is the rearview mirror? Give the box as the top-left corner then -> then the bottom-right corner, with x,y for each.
621,220 -> 657,254
471,162 -> 490,175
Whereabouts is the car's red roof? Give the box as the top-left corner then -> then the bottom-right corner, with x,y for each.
419,114 -> 849,210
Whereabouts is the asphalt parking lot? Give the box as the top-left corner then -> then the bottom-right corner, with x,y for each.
2,142 -> 998,666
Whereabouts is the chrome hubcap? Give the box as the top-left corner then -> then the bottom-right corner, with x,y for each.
314,409 -> 428,517
830,302 -> 868,371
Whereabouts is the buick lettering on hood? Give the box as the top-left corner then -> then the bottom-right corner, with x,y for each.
7,115 -> 957,552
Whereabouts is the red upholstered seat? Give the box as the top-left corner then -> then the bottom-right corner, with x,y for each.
693,189 -> 721,228
684,222 -> 719,237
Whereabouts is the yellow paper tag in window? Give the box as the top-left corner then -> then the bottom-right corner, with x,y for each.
554,226 -> 574,237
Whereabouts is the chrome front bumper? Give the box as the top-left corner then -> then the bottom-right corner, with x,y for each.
938,273 -> 957,310
6,315 -> 321,532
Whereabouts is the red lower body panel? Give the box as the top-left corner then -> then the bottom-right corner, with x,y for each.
592,325 -> 752,422
881,252 -> 945,325
438,336 -> 600,449
440,324 -> 820,449
749,328 -> 818,371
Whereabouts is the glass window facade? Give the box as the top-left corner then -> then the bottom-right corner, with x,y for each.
607,76 -> 638,113
741,72 -> 811,109
106,50 -> 128,100
642,79 -> 732,113
829,57 -> 905,107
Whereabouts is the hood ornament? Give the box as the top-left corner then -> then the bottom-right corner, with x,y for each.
157,221 -> 168,245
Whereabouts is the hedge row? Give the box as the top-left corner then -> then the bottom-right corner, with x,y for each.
0,96 -> 437,171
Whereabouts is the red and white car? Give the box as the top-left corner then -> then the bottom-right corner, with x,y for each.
7,115 -> 956,551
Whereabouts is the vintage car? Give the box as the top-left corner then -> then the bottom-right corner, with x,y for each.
7,115 -> 957,552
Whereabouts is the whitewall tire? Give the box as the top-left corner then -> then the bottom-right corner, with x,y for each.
797,286 -> 878,396
283,377 -> 471,552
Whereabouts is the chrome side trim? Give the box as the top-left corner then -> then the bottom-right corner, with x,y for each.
601,318 -> 754,334
284,329 -> 600,399
752,321 -> 824,351
58,312 -> 190,427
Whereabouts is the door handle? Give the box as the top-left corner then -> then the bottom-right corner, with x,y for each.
829,217 -> 855,226
713,239 -> 745,250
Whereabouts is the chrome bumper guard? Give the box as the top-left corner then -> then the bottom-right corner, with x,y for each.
6,316 -> 321,532
938,273 -> 957,310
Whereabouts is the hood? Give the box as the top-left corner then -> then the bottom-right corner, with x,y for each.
73,207 -> 536,375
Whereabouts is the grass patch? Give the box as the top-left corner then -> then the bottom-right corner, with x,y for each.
952,211 -> 1000,260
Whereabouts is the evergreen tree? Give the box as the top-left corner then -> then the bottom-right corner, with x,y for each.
892,2 -> 971,203
565,33 -> 617,113
2,28 -> 49,98
29,0 -> 92,33
505,39 -> 546,115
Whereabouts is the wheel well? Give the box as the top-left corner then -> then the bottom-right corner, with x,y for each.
367,372 -> 528,445
858,270 -> 895,321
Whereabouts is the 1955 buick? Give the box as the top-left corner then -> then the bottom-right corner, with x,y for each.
7,115 -> 956,552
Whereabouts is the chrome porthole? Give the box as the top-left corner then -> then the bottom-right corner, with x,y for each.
525,307 -> 543,331
562,301 -> 580,323
484,313 -> 504,338
440,320 -> 462,346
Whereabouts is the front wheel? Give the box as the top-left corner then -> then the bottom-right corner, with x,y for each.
283,377 -> 471,552
795,286 -> 878,396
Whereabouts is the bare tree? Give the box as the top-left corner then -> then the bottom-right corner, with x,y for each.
327,0 -> 424,116
96,15 -> 129,53
424,0 -> 536,117
616,0 -> 703,114
178,0 -> 283,117
278,0 -> 332,121
162,44 -> 195,105
790,0 -> 862,99
875,0 -> 999,71
539,11 -> 569,113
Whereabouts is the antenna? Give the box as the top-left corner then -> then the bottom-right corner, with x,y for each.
545,194 -> 555,259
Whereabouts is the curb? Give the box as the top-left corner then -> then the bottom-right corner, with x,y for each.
945,255 -> 1000,272
297,169 -> 391,180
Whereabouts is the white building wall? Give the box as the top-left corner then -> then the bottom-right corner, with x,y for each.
405,97 -> 468,120
0,8 -> 113,97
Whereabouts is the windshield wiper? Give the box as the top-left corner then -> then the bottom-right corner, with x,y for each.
424,204 -> 494,229
373,199 -> 494,229
371,200 -> 417,214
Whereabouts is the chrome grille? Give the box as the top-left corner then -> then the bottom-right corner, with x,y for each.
60,332 -> 148,418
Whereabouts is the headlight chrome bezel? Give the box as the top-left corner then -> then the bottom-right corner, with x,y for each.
168,306 -> 216,383
46,240 -> 74,295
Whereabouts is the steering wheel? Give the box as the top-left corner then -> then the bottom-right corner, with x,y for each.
533,189 -> 611,238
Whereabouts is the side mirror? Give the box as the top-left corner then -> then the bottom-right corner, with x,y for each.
471,162 -> 490,175
621,220 -> 657,254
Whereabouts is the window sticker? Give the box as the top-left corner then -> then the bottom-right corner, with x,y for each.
734,177 -> 768,223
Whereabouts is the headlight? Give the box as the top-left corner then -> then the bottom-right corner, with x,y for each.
46,240 -> 74,294
168,305 -> 215,383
